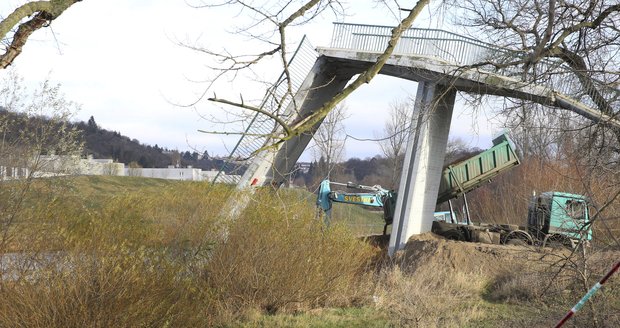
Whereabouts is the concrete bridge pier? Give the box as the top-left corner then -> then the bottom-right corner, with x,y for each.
389,82 -> 456,256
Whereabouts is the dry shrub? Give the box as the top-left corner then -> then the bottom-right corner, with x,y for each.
561,249 -> 620,327
0,245 -> 211,327
483,247 -> 620,327
374,262 -> 486,328
0,181 -> 378,326
47,181 -> 233,251
204,188 -> 376,320
0,181 -> 227,327
0,180 -> 227,326
483,249 -> 566,304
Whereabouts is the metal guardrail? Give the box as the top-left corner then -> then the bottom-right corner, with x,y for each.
212,36 -> 319,184
329,23 -> 619,115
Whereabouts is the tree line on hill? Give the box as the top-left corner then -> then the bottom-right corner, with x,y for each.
0,109 -> 225,170
79,116 -> 242,171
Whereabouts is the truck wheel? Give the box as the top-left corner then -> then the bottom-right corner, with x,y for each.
444,229 -> 466,241
503,231 -> 533,246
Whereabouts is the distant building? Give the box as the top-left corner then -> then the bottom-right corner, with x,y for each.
38,155 -> 126,176
0,154 -> 240,183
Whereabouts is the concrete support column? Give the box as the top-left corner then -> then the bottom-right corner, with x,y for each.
389,82 -> 456,256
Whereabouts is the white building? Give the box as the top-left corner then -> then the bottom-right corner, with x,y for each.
0,154 -> 241,183
37,155 -> 125,176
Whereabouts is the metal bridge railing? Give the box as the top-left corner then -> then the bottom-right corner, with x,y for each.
212,36 -> 319,184
330,23 -> 497,66
330,23 -> 619,115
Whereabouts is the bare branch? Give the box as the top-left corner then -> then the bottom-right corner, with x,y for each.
208,96 -> 293,136
0,0 -> 83,69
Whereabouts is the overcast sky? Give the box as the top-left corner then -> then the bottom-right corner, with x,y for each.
2,0 -> 503,161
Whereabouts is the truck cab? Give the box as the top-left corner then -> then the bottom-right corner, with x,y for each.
527,192 -> 592,246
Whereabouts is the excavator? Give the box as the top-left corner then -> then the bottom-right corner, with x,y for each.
317,133 -> 520,234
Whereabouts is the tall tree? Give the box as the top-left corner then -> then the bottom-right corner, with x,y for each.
86,115 -> 98,131
446,3 -> 620,325
447,0 -> 620,141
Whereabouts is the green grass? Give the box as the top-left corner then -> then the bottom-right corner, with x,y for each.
59,175 -> 189,196
463,301 -> 556,328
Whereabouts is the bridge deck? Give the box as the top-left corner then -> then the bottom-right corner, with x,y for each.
329,23 -> 619,116
317,47 -> 619,127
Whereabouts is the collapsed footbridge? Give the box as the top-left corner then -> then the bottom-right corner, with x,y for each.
213,23 -> 620,255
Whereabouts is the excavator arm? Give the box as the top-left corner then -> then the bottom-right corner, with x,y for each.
316,179 -> 396,233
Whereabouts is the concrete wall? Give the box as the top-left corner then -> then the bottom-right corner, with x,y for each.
125,167 -> 241,183
0,166 -> 30,180
126,167 -> 201,181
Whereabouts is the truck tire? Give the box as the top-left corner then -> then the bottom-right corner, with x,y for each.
503,230 -> 533,246
443,229 -> 466,241
431,220 -> 457,235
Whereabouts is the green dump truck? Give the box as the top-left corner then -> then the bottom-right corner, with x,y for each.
432,191 -> 592,248
436,133 -> 521,204
430,134 -> 592,247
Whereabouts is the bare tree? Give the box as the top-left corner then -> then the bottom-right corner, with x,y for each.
447,0 -> 620,138
498,101 -> 584,162
0,72 -> 83,252
445,3 -> 620,325
377,98 -> 415,189
312,102 -> 347,179
192,0 -> 431,152
0,0 -> 83,69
